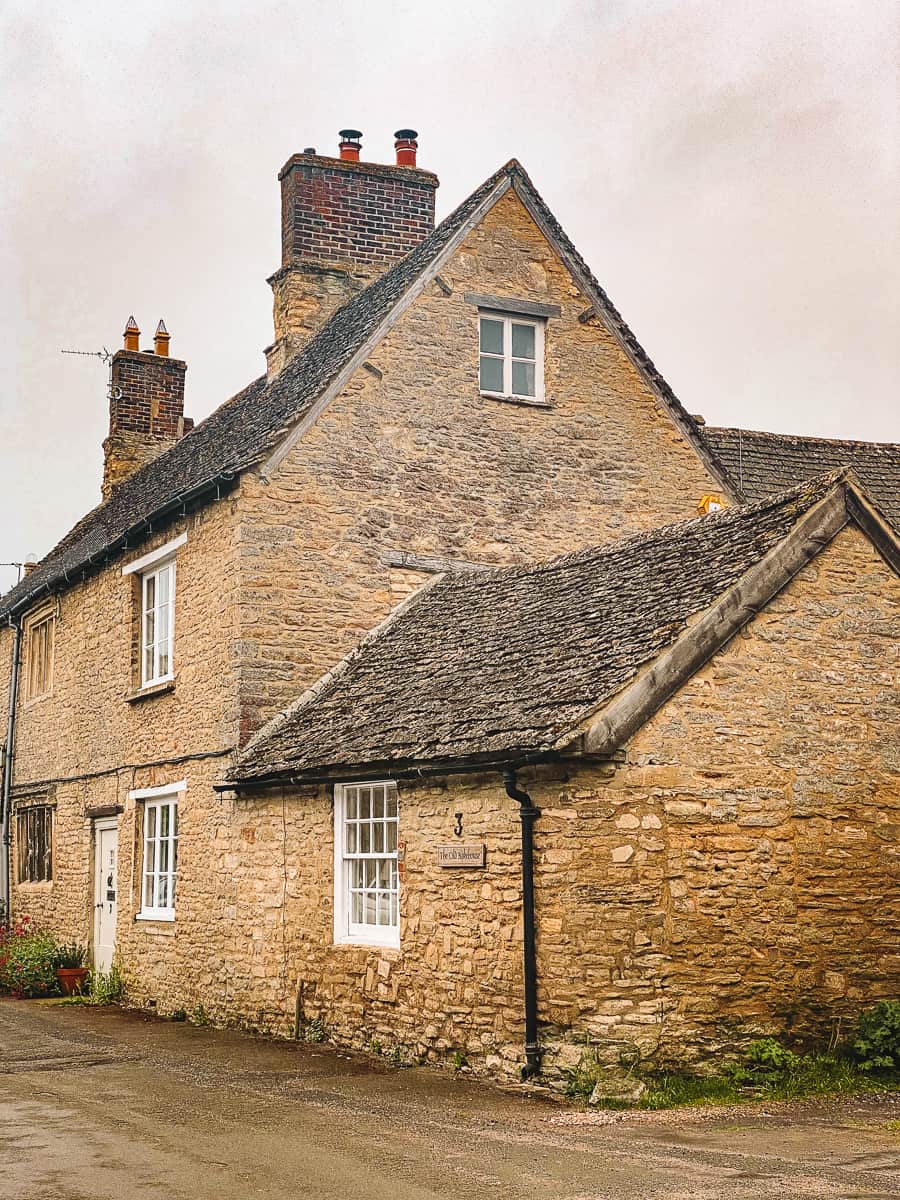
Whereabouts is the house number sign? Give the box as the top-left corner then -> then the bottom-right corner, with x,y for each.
437,844 -> 486,868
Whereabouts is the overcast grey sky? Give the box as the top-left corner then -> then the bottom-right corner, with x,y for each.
2,0 -> 897,594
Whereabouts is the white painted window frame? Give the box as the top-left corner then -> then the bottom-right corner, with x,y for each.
121,533 -> 187,577
333,781 -> 400,949
132,781 -> 185,922
139,558 -> 176,687
478,313 -> 545,403
123,534 -> 186,690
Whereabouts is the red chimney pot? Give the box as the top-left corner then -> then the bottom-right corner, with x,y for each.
338,129 -> 362,161
394,128 -> 418,167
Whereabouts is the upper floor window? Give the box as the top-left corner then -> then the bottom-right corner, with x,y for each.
122,533 -> 186,689
479,314 -> 544,403
24,610 -> 55,701
16,804 -> 53,883
141,560 -> 176,687
334,781 -> 400,948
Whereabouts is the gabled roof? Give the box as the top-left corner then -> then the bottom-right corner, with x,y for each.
227,471 -> 898,786
2,159 -> 726,620
704,426 -> 900,528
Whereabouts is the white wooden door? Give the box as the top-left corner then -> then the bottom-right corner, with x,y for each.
93,821 -> 118,973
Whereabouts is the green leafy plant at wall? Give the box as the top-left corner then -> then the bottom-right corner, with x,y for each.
0,916 -> 59,998
52,943 -> 88,969
850,1001 -> 900,1072
60,965 -> 124,1007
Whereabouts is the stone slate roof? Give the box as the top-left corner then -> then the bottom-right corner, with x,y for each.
2,160 -> 719,620
705,427 -> 900,529
229,473 -> 846,784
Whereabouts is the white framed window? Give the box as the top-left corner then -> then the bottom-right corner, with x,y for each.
140,558 -> 176,687
334,781 -> 400,948
479,314 -> 544,403
131,782 -> 183,921
122,533 -> 186,689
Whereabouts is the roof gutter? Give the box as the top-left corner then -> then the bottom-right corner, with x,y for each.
1,619 -> 23,919
215,749 -> 558,793
0,471 -> 238,623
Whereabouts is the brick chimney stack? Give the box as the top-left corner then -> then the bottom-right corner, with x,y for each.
266,128 -> 439,377
101,317 -> 193,501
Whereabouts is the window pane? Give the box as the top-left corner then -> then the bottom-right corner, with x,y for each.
359,823 -> 371,853
346,823 -> 357,853
479,317 -> 503,355
377,892 -> 390,925
511,322 -> 535,359
358,788 -> 371,819
386,790 -> 398,819
480,355 -> 504,392
372,788 -> 384,819
145,574 -> 156,611
158,875 -> 168,909
372,823 -> 384,853
386,822 -> 398,853
351,891 -> 362,924
144,874 -> 154,908
146,806 -> 157,839
346,790 -> 358,819
511,360 -> 535,397
159,837 -> 169,874
157,565 -> 170,605
159,805 -> 169,838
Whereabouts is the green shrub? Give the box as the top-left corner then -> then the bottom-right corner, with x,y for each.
851,1001 -> 900,1072
53,943 -> 88,969
0,917 -> 59,998
744,1037 -> 802,1074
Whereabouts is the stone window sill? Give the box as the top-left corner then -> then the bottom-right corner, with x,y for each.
125,679 -> 175,704
135,916 -> 176,936
16,881 -> 53,892
480,391 -> 553,410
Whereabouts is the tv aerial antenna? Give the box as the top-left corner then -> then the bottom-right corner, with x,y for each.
60,346 -> 113,364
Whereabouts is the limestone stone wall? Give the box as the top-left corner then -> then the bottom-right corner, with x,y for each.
191,526 -> 898,1078
0,495 -> 242,964
238,189 -> 724,734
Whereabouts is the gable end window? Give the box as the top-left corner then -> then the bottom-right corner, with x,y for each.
479,314 -> 544,403
334,781 -> 400,948
24,611 -> 55,701
16,805 -> 53,883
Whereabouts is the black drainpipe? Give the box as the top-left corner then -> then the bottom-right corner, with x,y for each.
502,767 -> 541,1079
1,619 -> 23,921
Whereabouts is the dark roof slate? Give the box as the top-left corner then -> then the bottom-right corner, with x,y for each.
704,427 -> 900,529
230,473 -> 844,783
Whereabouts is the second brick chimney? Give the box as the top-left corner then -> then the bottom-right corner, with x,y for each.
102,318 -> 193,501
266,129 -> 439,376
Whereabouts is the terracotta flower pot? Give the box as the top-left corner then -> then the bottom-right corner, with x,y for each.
56,967 -> 89,996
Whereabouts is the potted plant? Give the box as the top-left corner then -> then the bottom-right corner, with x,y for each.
53,944 -> 89,996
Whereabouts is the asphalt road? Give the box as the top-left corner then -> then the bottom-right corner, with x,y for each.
0,999 -> 898,1199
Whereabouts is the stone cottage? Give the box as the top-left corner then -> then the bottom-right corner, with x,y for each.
1,130 -> 897,1082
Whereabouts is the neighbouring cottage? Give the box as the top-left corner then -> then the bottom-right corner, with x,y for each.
1,129 -> 897,1086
